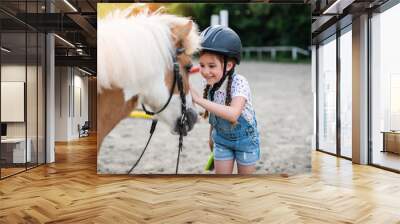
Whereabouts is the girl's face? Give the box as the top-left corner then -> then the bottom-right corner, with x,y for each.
199,53 -> 233,85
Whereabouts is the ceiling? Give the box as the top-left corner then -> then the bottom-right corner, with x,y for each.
0,0 -> 97,73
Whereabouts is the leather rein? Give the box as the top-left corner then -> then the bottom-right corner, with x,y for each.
128,47 -> 189,175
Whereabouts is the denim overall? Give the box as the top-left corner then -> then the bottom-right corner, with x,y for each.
209,93 -> 260,165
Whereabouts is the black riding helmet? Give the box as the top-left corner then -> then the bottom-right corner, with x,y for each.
200,25 -> 243,102
200,25 -> 242,64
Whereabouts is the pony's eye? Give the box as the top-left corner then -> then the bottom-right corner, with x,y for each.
184,63 -> 193,72
176,48 -> 185,55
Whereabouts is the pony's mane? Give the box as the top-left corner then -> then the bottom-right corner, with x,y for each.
98,7 -> 200,101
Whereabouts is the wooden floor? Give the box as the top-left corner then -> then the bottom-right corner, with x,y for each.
1,163 -> 45,178
1,167 -> 26,178
1,135 -> 400,223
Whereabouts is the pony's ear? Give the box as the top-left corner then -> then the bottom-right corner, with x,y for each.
179,20 -> 193,38
172,20 -> 193,40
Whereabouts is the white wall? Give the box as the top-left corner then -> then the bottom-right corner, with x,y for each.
55,67 -> 89,141
55,67 -> 69,141
71,72 -> 89,138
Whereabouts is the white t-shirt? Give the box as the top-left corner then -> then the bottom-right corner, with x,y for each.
208,74 -> 255,124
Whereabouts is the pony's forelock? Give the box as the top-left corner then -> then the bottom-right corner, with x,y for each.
156,14 -> 200,55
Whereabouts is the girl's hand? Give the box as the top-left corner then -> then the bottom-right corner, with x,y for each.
190,86 -> 201,104
189,65 -> 200,74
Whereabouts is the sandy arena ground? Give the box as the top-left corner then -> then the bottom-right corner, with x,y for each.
98,61 -> 313,174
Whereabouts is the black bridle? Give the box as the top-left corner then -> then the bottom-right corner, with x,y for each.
128,47 -> 190,175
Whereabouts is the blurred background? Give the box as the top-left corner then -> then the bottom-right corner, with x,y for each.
99,3 -> 311,62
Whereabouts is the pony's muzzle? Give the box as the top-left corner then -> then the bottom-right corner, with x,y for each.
186,108 -> 198,131
173,108 -> 198,136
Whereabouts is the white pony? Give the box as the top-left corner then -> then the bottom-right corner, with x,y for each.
97,7 -> 200,149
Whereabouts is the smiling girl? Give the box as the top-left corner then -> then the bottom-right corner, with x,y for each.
190,25 -> 260,174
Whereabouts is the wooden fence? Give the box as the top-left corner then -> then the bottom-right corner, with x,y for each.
242,46 -> 310,61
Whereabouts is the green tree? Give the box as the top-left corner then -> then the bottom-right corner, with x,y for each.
164,3 -> 310,49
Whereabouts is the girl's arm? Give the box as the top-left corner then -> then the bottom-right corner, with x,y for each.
191,88 -> 246,123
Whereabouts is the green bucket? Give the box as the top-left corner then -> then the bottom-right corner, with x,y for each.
204,152 -> 214,171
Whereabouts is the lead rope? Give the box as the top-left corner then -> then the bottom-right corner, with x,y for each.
127,119 -> 158,174
175,61 -> 187,174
